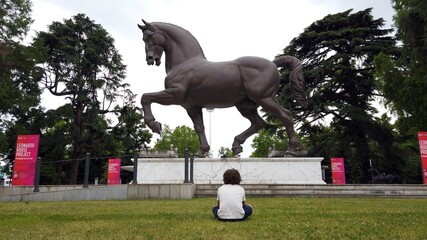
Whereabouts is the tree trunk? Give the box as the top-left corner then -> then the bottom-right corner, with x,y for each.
69,101 -> 84,184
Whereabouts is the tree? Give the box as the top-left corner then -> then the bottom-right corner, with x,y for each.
0,0 -> 43,184
101,93 -> 152,183
276,9 -> 400,182
153,125 -> 199,157
0,0 -> 39,117
33,14 -> 130,183
32,92 -> 150,185
375,0 -> 427,134
373,0 -> 427,183
394,0 -> 427,64
108,92 -> 152,153
37,105 -> 73,184
218,147 -> 233,158
250,129 -> 288,157
0,0 -> 32,43
0,0 -> 41,155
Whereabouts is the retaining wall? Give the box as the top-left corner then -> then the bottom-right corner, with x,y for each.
0,184 -> 196,202
1,184 -> 426,202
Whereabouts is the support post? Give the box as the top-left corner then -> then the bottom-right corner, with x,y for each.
33,157 -> 41,192
190,154 -> 194,183
83,153 -> 90,188
133,149 -> 138,184
184,148 -> 189,183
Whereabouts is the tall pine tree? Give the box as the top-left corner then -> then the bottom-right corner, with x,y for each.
34,14 -> 129,183
276,9 -> 399,182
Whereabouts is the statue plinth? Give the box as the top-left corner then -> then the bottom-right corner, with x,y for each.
122,157 -> 325,184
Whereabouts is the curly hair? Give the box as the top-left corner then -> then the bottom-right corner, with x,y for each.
223,169 -> 242,185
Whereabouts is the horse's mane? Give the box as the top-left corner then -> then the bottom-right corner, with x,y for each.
153,22 -> 206,59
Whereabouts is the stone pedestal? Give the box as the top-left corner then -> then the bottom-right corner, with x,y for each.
123,157 -> 325,184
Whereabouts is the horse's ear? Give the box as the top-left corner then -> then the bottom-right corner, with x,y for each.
137,23 -> 146,31
140,19 -> 156,35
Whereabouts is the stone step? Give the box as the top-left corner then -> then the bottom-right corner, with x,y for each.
195,184 -> 427,198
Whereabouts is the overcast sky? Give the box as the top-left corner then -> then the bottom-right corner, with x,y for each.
30,0 -> 395,157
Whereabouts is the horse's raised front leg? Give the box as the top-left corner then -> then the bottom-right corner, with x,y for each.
141,89 -> 180,134
186,108 -> 210,158
232,102 -> 267,156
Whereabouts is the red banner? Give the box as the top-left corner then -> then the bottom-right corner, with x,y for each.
331,157 -> 346,184
418,132 -> 427,184
12,135 -> 40,186
107,158 -> 121,185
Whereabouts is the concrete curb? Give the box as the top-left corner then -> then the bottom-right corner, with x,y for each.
196,184 -> 427,198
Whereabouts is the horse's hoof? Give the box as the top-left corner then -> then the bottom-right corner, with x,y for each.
153,122 -> 162,135
146,119 -> 162,135
284,151 -> 298,157
284,149 -> 308,157
194,149 -> 209,158
232,146 -> 243,156
195,150 -> 205,158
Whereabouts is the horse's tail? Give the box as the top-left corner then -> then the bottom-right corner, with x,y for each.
273,55 -> 308,108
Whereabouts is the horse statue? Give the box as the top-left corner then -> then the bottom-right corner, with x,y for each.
137,20 -> 307,157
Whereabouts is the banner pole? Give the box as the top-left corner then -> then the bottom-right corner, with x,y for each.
184,148 -> 189,183
83,153 -> 90,188
132,149 -> 138,184
190,154 -> 194,183
33,157 -> 41,192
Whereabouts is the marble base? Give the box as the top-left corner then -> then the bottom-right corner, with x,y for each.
123,157 -> 325,184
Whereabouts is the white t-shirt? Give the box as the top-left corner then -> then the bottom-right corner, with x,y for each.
217,184 -> 246,219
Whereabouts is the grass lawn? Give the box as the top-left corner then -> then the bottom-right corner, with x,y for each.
0,197 -> 426,239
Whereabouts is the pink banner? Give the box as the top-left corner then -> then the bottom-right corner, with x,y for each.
107,158 -> 121,185
12,135 -> 40,186
331,157 -> 346,184
418,132 -> 427,184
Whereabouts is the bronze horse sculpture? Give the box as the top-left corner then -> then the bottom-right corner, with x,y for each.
137,20 -> 307,157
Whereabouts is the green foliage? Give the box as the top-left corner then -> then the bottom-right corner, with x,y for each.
0,0 -> 33,42
153,125 -> 199,157
34,13 -> 127,105
1,0 -> 42,157
100,102 -> 151,183
251,129 -> 288,157
375,52 -> 427,135
217,146 -> 233,158
0,5 -> 151,184
375,0 -> 427,133
275,8 -> 401,182
37,105 -> 75,184
0,198 -> 426,239
372,0 -> 427,183
109,105 -> 152,153
0,43 -> 41,117
0,0 -> 39,116
32,14 -> 138,183
393,0 -> 427,65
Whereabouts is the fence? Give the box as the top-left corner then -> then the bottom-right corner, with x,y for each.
7,148 -> 195,192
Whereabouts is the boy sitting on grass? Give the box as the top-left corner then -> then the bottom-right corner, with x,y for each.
212,169 -> 253,221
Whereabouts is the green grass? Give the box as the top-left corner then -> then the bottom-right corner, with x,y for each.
0,197 -> 426,239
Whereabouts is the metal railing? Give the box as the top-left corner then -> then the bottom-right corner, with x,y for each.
31,148 -> 195,192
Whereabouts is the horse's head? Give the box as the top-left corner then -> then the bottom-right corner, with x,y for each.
137,19 -> 165,66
